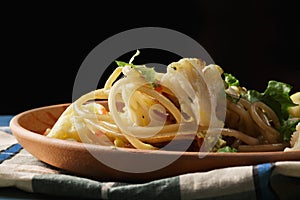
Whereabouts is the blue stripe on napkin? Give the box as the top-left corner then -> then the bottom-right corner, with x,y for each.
253,163 -> 276,200
0,143 -> 23,163
0,128 -> 12,134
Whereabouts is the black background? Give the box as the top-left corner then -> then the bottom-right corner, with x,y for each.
1,0 -> 299,115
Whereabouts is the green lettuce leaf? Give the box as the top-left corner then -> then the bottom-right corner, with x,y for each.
217,146 -> 238,153
224,73 -> 240,87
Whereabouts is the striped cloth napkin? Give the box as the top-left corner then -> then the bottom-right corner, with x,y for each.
1,127 -> 300,200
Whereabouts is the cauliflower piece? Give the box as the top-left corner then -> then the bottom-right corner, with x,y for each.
46,102 -> 107,142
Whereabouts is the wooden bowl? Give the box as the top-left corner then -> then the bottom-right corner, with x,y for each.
9,102 -> 300,183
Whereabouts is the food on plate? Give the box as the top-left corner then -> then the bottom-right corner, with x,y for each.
45,50 -> 300,152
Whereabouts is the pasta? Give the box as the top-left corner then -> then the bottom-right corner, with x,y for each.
45,50 -> 300,152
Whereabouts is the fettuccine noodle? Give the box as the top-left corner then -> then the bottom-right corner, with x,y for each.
45,50 -> 300,152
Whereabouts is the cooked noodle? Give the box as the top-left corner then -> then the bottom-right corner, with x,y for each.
46,51 -> 298,152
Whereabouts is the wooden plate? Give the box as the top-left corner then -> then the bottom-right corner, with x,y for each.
9,102 -> 300,183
